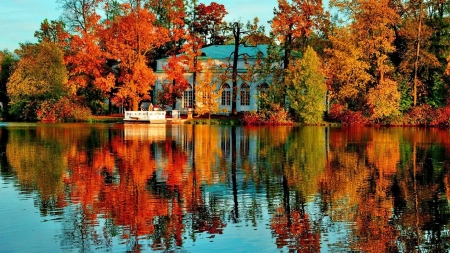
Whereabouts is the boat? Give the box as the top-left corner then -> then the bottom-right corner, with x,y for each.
123,110 -> 167,123
123,102 -> 168,123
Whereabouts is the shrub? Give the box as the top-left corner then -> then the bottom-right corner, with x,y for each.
242,111 -> 263,125
431,106 -> 450,127
9,100 -> 40,121
328,104 -> 368,125
404,104 -> 434,126
36,97 -> 92,122
243,103 -> 293,125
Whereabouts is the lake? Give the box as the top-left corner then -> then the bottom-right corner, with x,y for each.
1,123 -> 449,252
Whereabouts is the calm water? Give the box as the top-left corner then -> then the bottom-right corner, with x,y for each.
1,123 -> 450,252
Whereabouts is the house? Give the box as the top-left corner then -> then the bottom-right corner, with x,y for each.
153,44 -> 270,114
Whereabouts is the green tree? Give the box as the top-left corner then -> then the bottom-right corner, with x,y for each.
286,46 -> 326,123
0,50 -> 16,118
7,42 -> 68,120
271,0 -> 325,107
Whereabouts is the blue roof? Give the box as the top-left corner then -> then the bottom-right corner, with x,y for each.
199,44 -> 268,59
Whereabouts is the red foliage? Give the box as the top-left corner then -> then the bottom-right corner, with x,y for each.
433,106 -> 450,127
328,104 -> 369,125
36,97 -> 92,122
404,104 -> 434,126
242,104 -> 294,125
194,2 -> 228,45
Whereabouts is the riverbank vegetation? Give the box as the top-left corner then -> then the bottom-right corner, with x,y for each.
1,0 -> 450,126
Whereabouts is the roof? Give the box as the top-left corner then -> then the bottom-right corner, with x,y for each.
157,44 -> 269,61
199,44 -> 268,59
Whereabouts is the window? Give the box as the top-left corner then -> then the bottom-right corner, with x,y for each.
257,83 -> 269,108
221,83 -> 231,106
183,84 -> 193,108
240,83 -> 250,106
258,83 -> 269,95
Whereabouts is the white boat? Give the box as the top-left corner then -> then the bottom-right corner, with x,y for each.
123,110 -> 166,123
123,102 -> 167,123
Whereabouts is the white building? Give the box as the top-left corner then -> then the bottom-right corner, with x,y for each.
154,44 -> 270,114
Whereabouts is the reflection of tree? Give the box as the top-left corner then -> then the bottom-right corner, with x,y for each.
320,128 -> 400,251
255,126 -> 325,251
285,127 -> 326,196
192,125 -> 223,184
7,126 -> 71,214
0,128 -> 11,175
271,205 -> 320,252
61,126 -> 190,252
184,125 -> 227,239
394,128 -> 450,252
320,127 -> 450,252
9,124 -> 450,252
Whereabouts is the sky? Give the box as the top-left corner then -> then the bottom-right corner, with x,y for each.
0,0 -> 277,52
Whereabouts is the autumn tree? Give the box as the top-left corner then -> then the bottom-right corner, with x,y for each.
156,0 -> 205,110
329,0 -> 401,122
429,0 -> 450,106
195,59 -> 223,120
193,2 -> 228,46
286,46 -> 327,123
272,0 -> 324,70
7,42 -> 68,120
271,0 -> 324,107
366,79 -> 401,122
101,3 -> 170,110
58,0 -> 102,32
325,27 -> 372,111
239,18 -> 272,46
146,0 -> 186,58
59,0 -> 112,114
34,19 -> 69,48
392,0 -> 440,108
222,19 -> 268,115
156,55 -> 190,109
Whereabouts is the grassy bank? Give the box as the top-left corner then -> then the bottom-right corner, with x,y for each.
87,114 -> 124,123
86,114 -> 341,126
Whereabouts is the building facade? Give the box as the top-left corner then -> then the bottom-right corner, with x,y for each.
154,44 -> 270,114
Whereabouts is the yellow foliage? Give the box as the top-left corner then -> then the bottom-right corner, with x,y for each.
195,59 -> 225,118
366,78 -> 401,121
8,42 -> 68,104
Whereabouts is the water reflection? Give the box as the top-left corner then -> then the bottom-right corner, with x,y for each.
1,124 -> 450,252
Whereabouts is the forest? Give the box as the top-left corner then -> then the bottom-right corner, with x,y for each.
1,0 -> 450,126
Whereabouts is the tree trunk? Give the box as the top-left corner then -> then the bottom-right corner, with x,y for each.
231,23 -> 240,116
231,23 -> 241,115
413,0 -> 423,107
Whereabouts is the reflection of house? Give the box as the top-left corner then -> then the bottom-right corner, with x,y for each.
154,44 -> 270,113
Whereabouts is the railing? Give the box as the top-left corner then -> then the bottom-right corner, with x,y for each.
124,111 -> 166,123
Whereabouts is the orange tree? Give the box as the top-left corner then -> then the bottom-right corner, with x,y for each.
101,3 -> 170,111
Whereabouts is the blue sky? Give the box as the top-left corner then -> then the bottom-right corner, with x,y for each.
0,0 -> 276,52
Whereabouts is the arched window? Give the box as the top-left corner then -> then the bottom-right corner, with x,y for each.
257,83 -> 269,108
240,83 -> 250,106
183,84 -> 193,108
258,83 -> 269,94
221,83 -> 231,106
